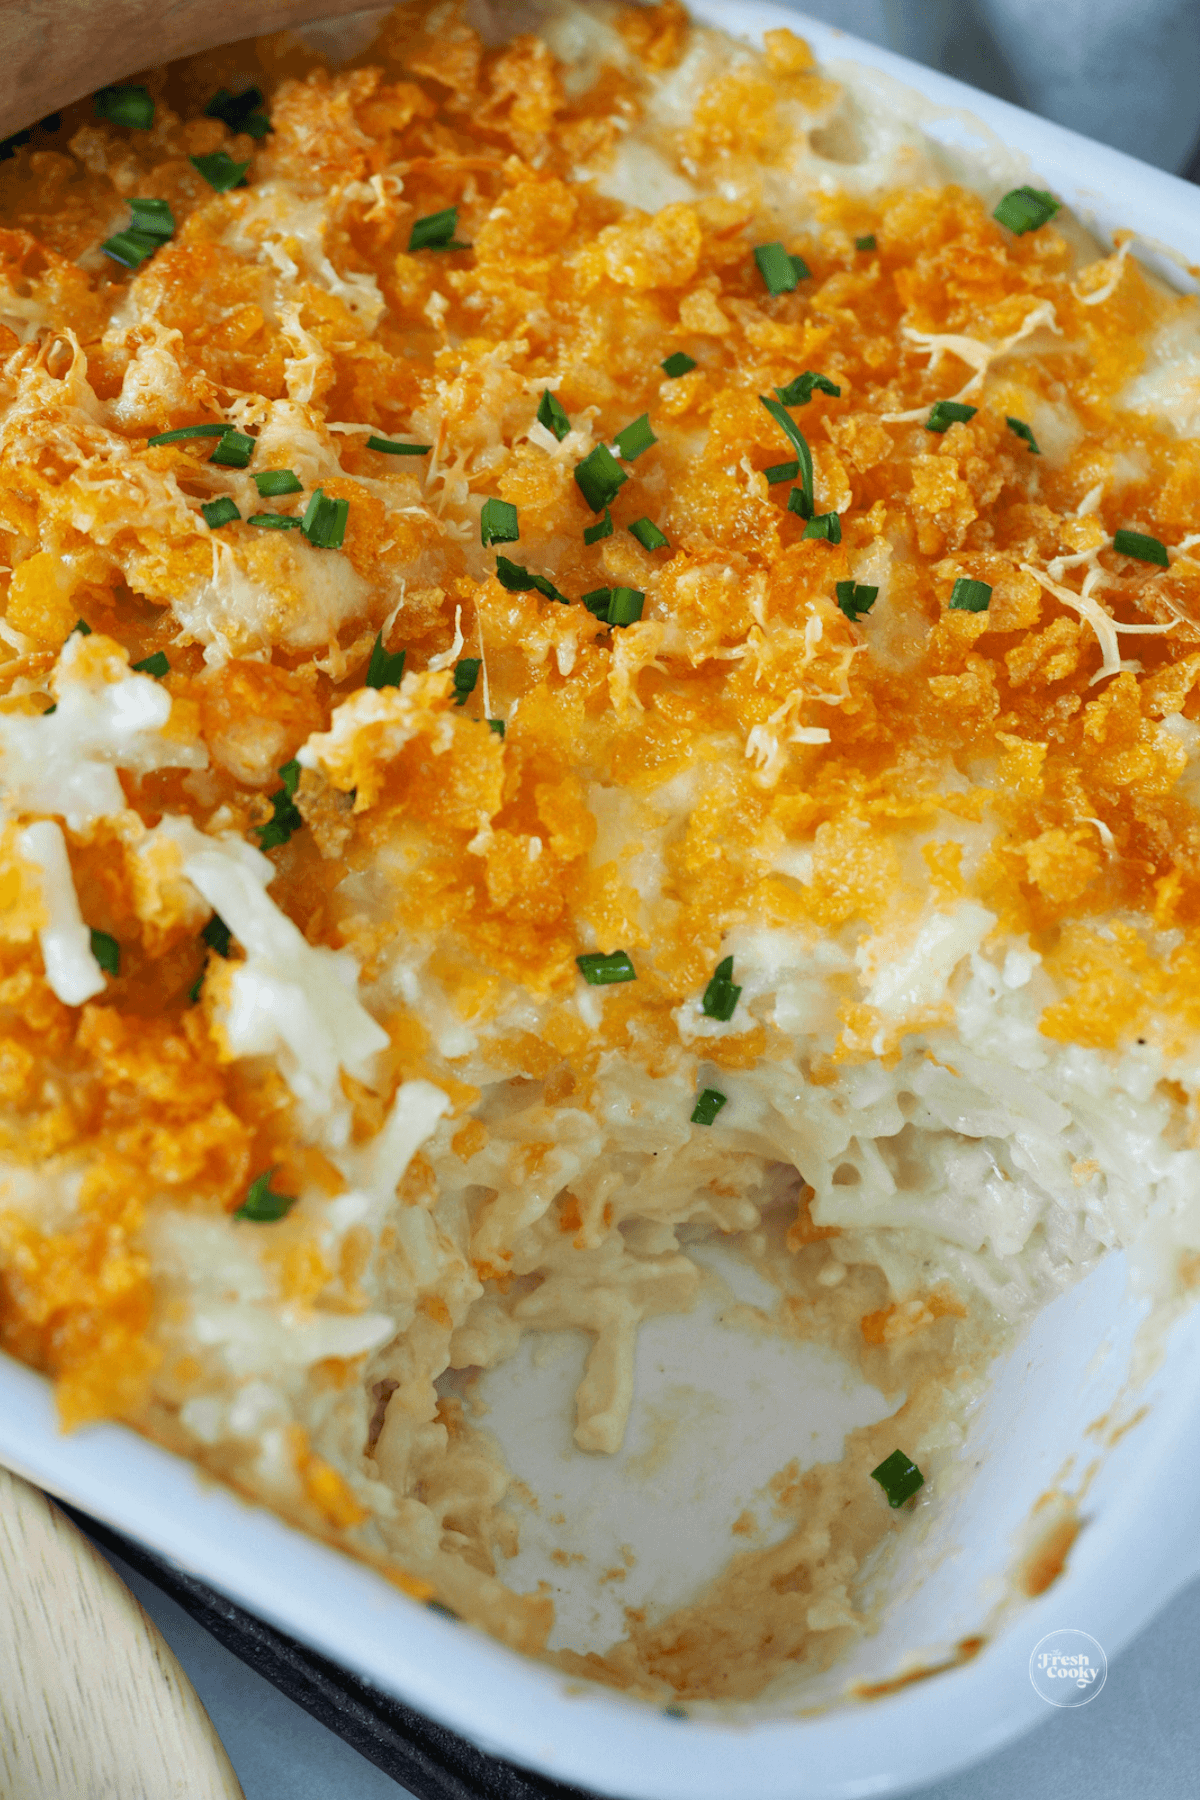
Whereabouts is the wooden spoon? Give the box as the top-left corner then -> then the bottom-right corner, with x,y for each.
0,1463 -> 245,1799
0,1 -> 378,142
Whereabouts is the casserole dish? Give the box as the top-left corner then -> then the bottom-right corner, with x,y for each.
4,4 -> 1200,1795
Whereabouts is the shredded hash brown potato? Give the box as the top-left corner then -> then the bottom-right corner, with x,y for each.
3,0 -> 1200,1702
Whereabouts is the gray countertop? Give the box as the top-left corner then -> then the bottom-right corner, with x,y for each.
98,1538 -> 1200,1800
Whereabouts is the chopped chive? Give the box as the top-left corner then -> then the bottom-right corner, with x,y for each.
70,619 -> 92,638
480,497 -> 519,547
836,581 -> 878,622
608,587 -> 644,627
803,512 -> 841,543
764,460 -> 800,485
754,242 -> 808,294
870,1449 -> 924,1508
147,423 -> 228,446
366,633 -> 406,689
537,389 -> 571,441
856,234 -> 876,252
614,414 -> 657,460
201,497 -> 241,529
760,396 -> 814,515
128,197 -> 175,239
1006,416 -> 1040,454
209,428 -> 255,468
582,587 -> 612,619
495,555 -> 567,602
993,186 -> 1060,235
255,763 -> 304,849
574,442 -> 628,513
131,651 -> 169,677
95,86 -> 154,130
43,705 -> 56,715
925,400 -> 977,434
205,87 -> 272,138
701,955 -> 741,1022
452,657 -> 480,704
691,1088 -> 727,1126
488,718 -> 506,739
948,577 -> 992,612
100,228 -> 164,268
628,517 -> 669,552
190,150 -> 250,192
787,486 -> 813,522
1113,528 -> 1169,567
774,371 -> 841,407
408,206 -> 469,252
576,950 -> 636,985
254,469 -> 303,497
248,513 -> 301,529
663,1705 -> 688,1720
661,351 -> 697,378
89,929 -> 120,976
366,435 -> 431,456
202,914 -> 232,958
235,1167 -> 297,1222
301,490 -> 349,549
584,508 -> 613,545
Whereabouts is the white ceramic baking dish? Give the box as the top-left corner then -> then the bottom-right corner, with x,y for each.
5,6 -> 1200,1794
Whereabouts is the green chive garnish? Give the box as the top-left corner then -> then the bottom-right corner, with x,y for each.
691,1088 -> 727,1126
870,1450 -> 924,1507
95,86 -> 154,130
582,587 -> 612,619
147,423 -> 228,446
760,396 -> 814,516
925,401 -> 977,434
453,657 -> 480,704
366,633 -> 406,689
408,206 -> 469,252
574,443 -> 628,513
480,497 -> 519,547
128,197 -> 175,239
301,490 -> 349,549
131,651 -> 169,677
764,460 -> 800,485
608,587 -> 644,627
235,1167 -> 297,1222
661,351 -> 697,378
366,435 -> 431,456
537,390 -> 571,441
488,718 -> 506,739
856,234 -> 876,252
209,428 -> 255,469
70,619 -> 92,637
254,469 -> 303,497
205,87 -> 271,138
1113,528 -> 1169,567
576,950 -> 636,985
701,955 -> 741,1022
255,762 -> 304,849
803,512 -> 841,543
949,578 -> 992,612
993,186 -> 1060,235
495,555 -> 567,602
190,150 -> 250,192
584,508 -> 613,545
100,229 -> 163,269
248,514 -> 301,529
615,414 -> 657,460
774,371 -> 840,406
754,242 -> 809,293
202,914 -> 232,958
628,517 -> 669,552
1006,416 -> 1040,454
201,497 -> 241,529
836,581 -> 878,622
89,929 -> 120,976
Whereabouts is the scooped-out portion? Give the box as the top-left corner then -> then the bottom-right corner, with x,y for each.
3,0 -> 1200,1706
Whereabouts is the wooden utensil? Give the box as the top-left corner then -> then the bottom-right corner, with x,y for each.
0,0 -> 377,142
0,1462 -> 245,1800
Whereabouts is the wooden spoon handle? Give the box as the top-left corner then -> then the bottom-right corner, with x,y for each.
0,1463 -> 245,1799
0,1 -> 377,141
